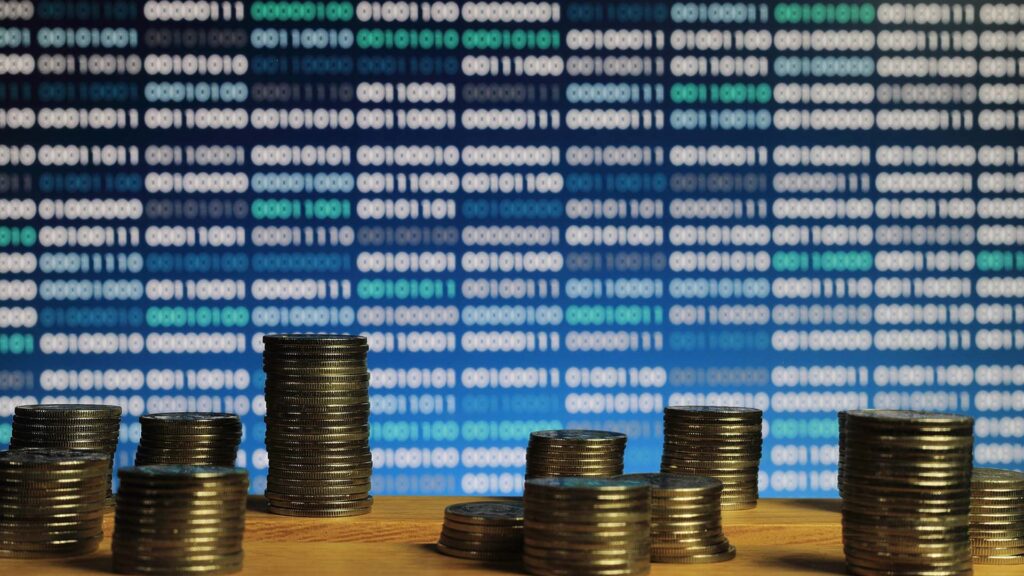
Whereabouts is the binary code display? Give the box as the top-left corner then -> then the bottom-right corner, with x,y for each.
1,1 -> 1023,497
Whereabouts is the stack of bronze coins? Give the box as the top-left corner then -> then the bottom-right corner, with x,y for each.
0,448 -> 107,558
136,413 -> 242,467
837,410 -> 847,497
436,501 -> 524,561
660,406 -> 762,509
263,333 -> 372,517
842,410 -> 974,576
618,473 -> 735,563
525,430 -> 626,479
11,404 -> 121,505
113,465 -> 248,574
970,467 -> 1024,565
523,477 -> 651,576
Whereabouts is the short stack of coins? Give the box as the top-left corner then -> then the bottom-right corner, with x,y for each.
113,465 -> 248,575
262,333 -> 372,517
11,403 -> 121,505
970,467 -> 1024,565
842,410 -> 974,576
618,473 -> 735,564
660,406 -> 763,510
136,413 -> 242,467
525,430 -> 627,479
523,477 -> 651,576
0,448 -> 107,558
437,501 -> 524,561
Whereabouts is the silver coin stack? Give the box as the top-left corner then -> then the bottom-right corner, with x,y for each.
523,477 -> 651,576
842,410 -> 974,576
618,473 -> 735,564
263,333 -> 372,517
526,430 -> 626,479
660,406 -> 763,510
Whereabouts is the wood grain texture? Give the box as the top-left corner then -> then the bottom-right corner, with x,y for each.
6,498 -> 1019,575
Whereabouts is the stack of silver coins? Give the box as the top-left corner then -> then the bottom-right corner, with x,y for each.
0,449 -> 107,558
526,430 -> 626,479
523,477 -> 651,576
113,466 -> 248,574
11,404 -> 121,505
263,333 -> 372,517
661,406 -> 762,509
436,501 -> 524,561
842,410 -> 973,576
136,413 -> 242,467
619,473 -> 735,564
837,410 -> 847,497
970,467 -> 1024,565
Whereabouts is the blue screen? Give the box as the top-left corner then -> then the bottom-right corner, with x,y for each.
1,1 -> 1022,496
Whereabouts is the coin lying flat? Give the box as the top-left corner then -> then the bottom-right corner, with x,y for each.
0,448 -> 107,558
842,410 -> 974,576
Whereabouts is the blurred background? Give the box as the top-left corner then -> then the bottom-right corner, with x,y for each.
0,1 -> 1021,496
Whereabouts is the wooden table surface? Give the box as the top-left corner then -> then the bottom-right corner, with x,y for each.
2,497 -> 1018,575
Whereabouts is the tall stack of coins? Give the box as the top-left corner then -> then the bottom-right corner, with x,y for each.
113,465 -> 248,575
842,410 -> 974,576
525,430 -> 626,479
136,413 -> 242,467
523,477 -> 651,576
970,467 -> 1024,565
838,410 -> 847,497
263,333 -> 372,517
0,448 -> 108,558
618,473 -> 735,564
660,406 -> 762,509
11,404 -> 121,505
437,501 -> 524,561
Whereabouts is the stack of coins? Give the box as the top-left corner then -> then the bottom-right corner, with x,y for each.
618,473 -> 735,564
437,501 -> 524,561
523,477 -> 651,576
0,448 -> 108,558
136,413 -> 242,467
842,410 -> 974,576
970,467 -> 1024,565
837,410 -> 847,497
526,430 -> 626,479
11,404 -> 121,505
660,406 -> 762,509
113,465 -> 248,574
263,333 -> 372,517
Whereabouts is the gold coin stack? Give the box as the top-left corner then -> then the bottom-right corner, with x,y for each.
970,467 -> 1024,565
842,410 -> 974,576
113,465 -> 248,575
263,333 -> 372,517
526,430 -> 626,479
523,477 -> 651,576
0,448 -> 107,558
136,413 -> 242,467
437,501 -> 524,561
11,404 -> 121,506
618,473 -> 735,563
660,406 -> 762,510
